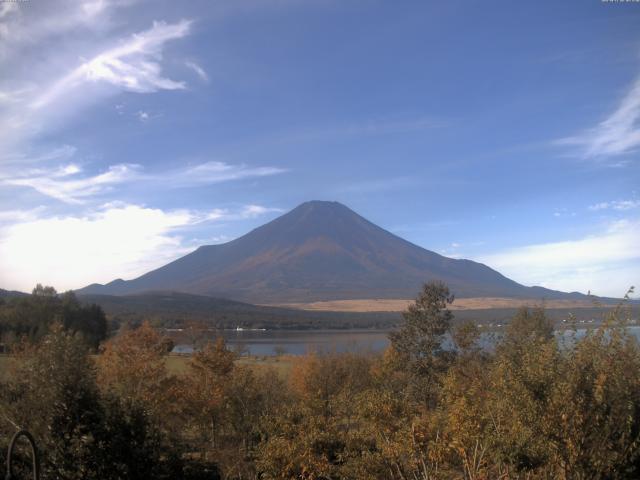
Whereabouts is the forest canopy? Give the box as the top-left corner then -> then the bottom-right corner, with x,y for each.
0,284 -> 108,349
0,282 -> 638,479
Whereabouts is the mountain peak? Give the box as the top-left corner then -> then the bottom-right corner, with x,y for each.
297,200 -> 348,208
77,201 -> 581,303
289,200 -> 355,217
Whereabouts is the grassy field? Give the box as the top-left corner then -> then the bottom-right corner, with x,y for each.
165,354 -> 295,378
0,354 -> 11,380
270,297 -> 616,312
0,353 -> 295,382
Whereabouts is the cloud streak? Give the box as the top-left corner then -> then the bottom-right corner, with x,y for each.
0,16 -> 193,158
476,219 -> 640,297
185,60 -> 209,82
1,160 -> 285,203
2,164 -> 140,204
31,20 -> 192,109
557,75 -> 640,161
173,161 -> 287,187
589,199 -> 640,211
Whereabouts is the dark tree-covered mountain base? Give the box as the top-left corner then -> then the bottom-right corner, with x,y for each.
0,284 -> 108,349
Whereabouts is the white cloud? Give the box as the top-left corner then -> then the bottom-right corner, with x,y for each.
476,219 -> 640,297
1,144 -> 78,168
552,208 -> 576,218
589,199 -> 640,211
0,18 -> 192,157
0,2 -> 18,20
55,164 -> 83,177
2,159 -> 285,203
0,86 -> 33,105
0,202 -> 282,291
205,208 -> 228,221
0,207 -> 46,224
2,164 -> 140,204
203,204 -> 283,221
239,204 -> 283,218
0,0 -> 138,62
0,204 -> 194,291
31,20 -> 191,109
173,161 -> 287,186
185,60 -> 209,82
557,76 -> 640,160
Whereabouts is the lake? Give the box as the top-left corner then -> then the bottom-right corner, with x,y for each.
172,328 -> 392,356
170,325 -> 640,356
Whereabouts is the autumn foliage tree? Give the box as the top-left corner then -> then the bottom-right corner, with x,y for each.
97,321 -> 172,412
2,283 -> 640,480
389,280 -> 454,407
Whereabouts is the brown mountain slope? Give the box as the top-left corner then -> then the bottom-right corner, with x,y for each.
78,201 -> 588,303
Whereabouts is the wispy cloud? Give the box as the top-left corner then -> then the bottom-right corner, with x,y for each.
589,199 -> 640,211
185,60 -> 209,82
2,144 -> 78,167
557,75 -> 640,161
203,204 -> 283,221
0,2 -> 18,20
172,161 -> 287,187
137,111 -> 150,121
31,20 -> 191,109
2,160 -> 286,203
1,164 -> 140,204
0,15 -> 193,158
476,219 -> 640,297
0,0 -> 128,46
238,204 -> 283,218
552,208 -> 576,218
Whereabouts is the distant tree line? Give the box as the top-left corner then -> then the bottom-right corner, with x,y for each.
0,282 -> 639,479
0,284 -> 108,349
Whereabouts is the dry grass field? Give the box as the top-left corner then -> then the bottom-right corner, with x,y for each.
166,354 -> 295,378
270,297 -> 611,312
0,353 -> 295,382
0,354 -> 11,381
0,354 -> 295,381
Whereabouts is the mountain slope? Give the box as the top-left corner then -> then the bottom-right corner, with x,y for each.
0,288 -> 29,299
78,201 -> 586,303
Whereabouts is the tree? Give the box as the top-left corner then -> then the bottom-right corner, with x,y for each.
452,320 -> 481,355
504,306 -> 554,345
32,284 -> 57,297
0,324 -> 187,480
97,321 -> 173,415
1,325 -> 108,479
0,285 -> 108,349
96,321 -> 187,477
389,280 -> 454,406
181,338 -> 236,459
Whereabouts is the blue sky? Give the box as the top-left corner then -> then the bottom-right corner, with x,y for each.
0,0 -> 638,297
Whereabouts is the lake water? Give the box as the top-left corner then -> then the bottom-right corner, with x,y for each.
172,329 -> 391,356
170,325 -> 640,356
